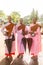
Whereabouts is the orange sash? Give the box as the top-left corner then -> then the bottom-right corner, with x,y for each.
18,24 -> 26,35
31,24 -> 41,32
5,22 -> 14,36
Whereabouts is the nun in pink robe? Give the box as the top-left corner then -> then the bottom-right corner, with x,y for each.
29,24 -> 41,56
16,18 -> 27,58
27,23 -> 41,65
17,29 -> 25,55
5,25 -> 16,56
28,18 -> 41,57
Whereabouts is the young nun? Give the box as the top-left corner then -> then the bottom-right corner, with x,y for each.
1,16 -> 15,62
16,18 -> 27,58
29,17 -> 41,62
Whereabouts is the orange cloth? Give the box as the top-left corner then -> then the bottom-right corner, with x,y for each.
5,22 -> 14,36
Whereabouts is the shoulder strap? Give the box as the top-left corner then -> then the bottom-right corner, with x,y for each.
31,24 -> 40,32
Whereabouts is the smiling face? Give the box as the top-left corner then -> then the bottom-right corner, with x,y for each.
8,16 -> 12,22
19,18 -> 23,24
32,17 -> 37,24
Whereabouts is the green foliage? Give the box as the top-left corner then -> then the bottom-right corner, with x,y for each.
0,9 -> 42,25
0,10 -> 5,17
23,15 -> 30,25
0,10 -> 6,18
29,9 -> 39,22
39,15 -> 43,22
10,12 -> 21,23
23,9 -> 39,25
0,10 -> 7,21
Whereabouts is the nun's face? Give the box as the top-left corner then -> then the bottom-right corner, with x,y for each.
20,19 -> 23,24
8,16 -> 12,22
32,18 -> 37,24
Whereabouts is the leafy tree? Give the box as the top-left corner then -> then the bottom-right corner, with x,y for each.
0,10 -> 7,25
23,15 -> 30,25
23,9 -> 39,25
29,9 -> 39,23
39,15 -> 43,22
0,10 -> 6,19
10,11 -> 21,23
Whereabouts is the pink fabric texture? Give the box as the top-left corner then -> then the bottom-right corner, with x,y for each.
29,24 -> 41,56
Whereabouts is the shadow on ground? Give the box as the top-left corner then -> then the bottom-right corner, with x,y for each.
11,57 -> 28,65
0,57 -> 28,65
0,57 -> 38,65
0,57 -> 11,65
11,57 -> 38,65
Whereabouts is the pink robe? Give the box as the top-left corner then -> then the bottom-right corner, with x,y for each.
16,24 -> 28,55
17,29 -> 25,54
17,25 -> 30,55
5,26 -> 16,56
29,24 -> 41,56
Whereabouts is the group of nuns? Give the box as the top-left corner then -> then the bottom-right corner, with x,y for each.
1,16 -> 41,64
